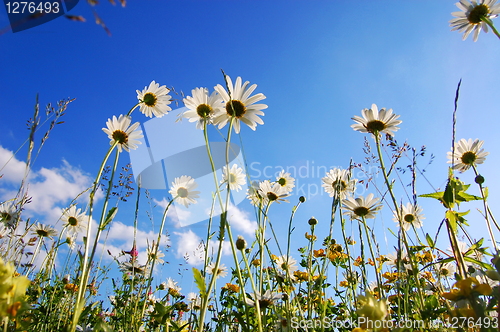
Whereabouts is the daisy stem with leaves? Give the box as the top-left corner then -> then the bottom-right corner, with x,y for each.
71,142 -> 118,332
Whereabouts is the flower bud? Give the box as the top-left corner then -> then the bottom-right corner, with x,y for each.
308,217 -> 318,226
475,174 -> 485,184
236,236 -> 247,251
299,196 -> 306,203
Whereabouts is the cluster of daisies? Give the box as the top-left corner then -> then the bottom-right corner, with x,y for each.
102,75 -> 268,156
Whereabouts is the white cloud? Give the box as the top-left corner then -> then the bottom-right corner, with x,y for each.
225,203 -> 257,236
0,145 -> 94,223
0,145 -> 26,183
173,230 -> 206,265
154,196 -> 192,228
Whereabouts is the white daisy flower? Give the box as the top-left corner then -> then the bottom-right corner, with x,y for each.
165,277 -> 182,293
447,138 -> 489,172
168,175 -> 200,208
351,104 -> 402,137
275,170 -> 295,194
119,260 -> 149,277
183,87 -> 224,129
450,0 -> 500,42
274,255 -> 298,276
221,164 -> 246,192
32,222 -> 58,239
102,115 -> 143,153
384,250 -> 412,272
136,80 -> 172,118
206,262 -> 228,278
147,247 -> 165,264
342,193 -> 382,220
213,75 -> 267,134
187,292 -> 201,310
393,203 -> 425,231
245,290 -> 282,309
62,205 -> 88,236
321,168 -> 357,199
0,201 -> 18,227
246,181 -> 263,206
258,180 -> 289,205
439,262 -> 457,278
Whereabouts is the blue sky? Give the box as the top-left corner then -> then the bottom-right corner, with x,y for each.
1,1 -> 500,293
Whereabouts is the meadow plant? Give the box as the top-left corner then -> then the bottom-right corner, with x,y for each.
2,3 -> 500,331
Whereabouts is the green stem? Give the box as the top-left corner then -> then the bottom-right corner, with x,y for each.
126,102 -> 141,117
472,165 -> 498,252
71,142 -> 118,332
140,198 -> 174,320
240,248 -> 263,332
481,16 -> 500,40
373,133 -> 425,311
360,216 -> 383,299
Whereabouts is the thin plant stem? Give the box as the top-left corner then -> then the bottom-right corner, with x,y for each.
71,142 -> 118,331
472,165 -> 498,252
481,16 -> 500,40
360,216 -> 383,299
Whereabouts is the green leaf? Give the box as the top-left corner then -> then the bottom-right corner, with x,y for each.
425,233 -> 435,248
443,178 -> 455,209
445,210 -> 458,233
419,192 -> 444,200
463,256 -> 493,270
457,192 -> 482,202
193,267 -> 207,297
101,207 -> 118,230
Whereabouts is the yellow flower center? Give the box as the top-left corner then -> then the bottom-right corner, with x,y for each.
196,103 -> 213,118
365,120 -> 386,133
258,299 -> 273,309
404,213 -> 415,223
1,212 -> 12,222
177,187 -> 189,198
468,4 -> 489,24
112,130 -> 128,144
267,192 -> 278,201
461,151 -> 477,165
143,92 -> 157,107
68,216 -> 78,226
226,100 -> 246,118
353,206 -> 369,217
332,180 -> 347,191
36,229 -> 49,237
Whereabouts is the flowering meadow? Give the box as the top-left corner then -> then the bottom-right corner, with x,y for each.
2,1 -> 500,331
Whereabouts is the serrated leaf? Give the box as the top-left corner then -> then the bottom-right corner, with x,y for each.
193,267 -> 207,297
419,192 -> 444,200
457,192 -> 483,202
